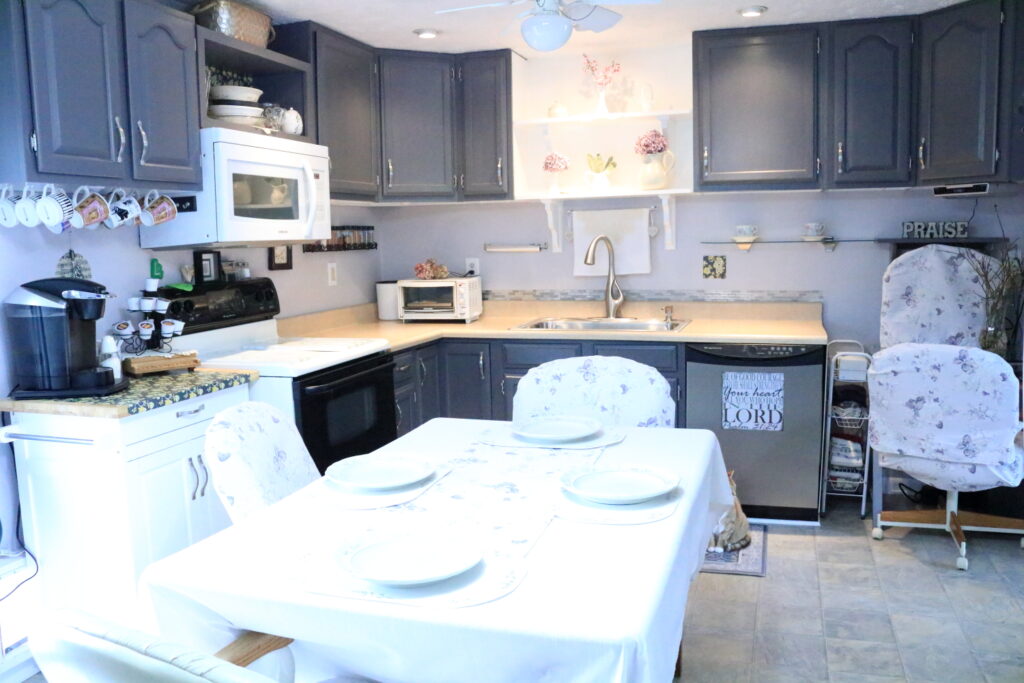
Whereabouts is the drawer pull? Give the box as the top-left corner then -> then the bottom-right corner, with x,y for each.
176,404 -> 206,418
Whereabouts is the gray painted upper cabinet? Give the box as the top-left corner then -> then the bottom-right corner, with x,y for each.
124,0 -> 200,184
380,52 -> 457,198
829,18 -> 913,186
317,33 -> 380,197
917,0 -> 1003,183
25,0 -> 130,180
457,51 -> 512,198
695,26 -> 821,189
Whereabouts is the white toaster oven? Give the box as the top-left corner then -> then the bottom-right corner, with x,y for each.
397,277 -> 482,322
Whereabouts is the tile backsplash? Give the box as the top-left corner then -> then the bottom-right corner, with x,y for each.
484,289 -> 823,302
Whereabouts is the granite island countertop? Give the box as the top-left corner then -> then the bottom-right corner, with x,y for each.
278,300 -> 829,351
0,369 -> 257,419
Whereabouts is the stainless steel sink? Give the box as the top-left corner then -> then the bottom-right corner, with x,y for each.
514,317 -> 689,332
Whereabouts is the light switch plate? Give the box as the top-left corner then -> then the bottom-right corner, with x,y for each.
327,262 -> 338,286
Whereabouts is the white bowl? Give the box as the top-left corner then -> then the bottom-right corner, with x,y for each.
209,85 -> 262,102
209,104 -> 264,118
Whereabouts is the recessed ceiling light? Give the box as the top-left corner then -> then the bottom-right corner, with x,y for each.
413,28 -> 439,39
738,5 -> 768,18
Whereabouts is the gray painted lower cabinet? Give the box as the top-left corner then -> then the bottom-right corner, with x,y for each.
393,344 -> 442,434
440,341 -> 493,420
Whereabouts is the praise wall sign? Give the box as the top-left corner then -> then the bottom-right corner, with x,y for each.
901,220 -> 969,239
722,372 -> 784,432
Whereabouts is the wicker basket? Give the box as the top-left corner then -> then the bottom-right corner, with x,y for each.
191,0 -> 274,48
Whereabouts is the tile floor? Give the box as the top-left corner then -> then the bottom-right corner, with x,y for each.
679,500 -> 1024,682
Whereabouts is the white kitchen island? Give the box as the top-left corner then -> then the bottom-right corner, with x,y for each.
140,418 -> 732,683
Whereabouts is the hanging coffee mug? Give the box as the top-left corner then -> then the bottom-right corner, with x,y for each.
70,186 -> 110,230
103,189 -> 141,229
36,184 -> 75,231
0,186 -> 20,228
14,184 -> 42,227
140,191 -> 178,227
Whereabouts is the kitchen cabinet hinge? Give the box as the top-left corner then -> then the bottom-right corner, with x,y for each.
29,131 -> 37,153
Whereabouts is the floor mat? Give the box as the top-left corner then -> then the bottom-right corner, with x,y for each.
700,524 -> 766,577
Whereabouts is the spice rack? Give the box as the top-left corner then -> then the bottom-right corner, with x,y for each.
301,225 -> 377,253
820,340 -> 873,518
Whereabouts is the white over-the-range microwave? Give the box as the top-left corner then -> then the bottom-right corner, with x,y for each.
398,277 -> 483,323
140,127 -> 331,249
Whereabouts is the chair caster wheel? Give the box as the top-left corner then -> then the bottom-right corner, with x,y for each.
871,527 -> 884,540
956,556 -> 969,571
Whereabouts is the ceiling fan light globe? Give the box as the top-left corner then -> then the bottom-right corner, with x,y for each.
521,12 -> 574,51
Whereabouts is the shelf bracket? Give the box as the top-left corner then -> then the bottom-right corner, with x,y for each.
659,194 -> 675,250
541,199 -> 563,253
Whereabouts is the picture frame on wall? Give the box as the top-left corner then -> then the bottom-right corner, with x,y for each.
268,245 -> 293,271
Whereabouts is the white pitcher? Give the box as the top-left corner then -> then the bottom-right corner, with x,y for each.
638,151 -> 676,190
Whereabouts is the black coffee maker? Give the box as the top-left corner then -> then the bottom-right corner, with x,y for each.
4,278 -> 129,399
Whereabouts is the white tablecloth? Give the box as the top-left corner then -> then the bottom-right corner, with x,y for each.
140,418 -> 732,683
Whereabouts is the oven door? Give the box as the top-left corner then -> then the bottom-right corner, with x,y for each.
400,281 -> 456,316
294,353 -> 397,473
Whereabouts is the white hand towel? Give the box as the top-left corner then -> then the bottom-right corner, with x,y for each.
572,208 -> 652,276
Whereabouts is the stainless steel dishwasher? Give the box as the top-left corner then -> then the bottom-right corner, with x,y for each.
685,343 -> 825,522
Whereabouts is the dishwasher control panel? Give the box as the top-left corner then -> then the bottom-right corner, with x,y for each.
688,343 -> 817,360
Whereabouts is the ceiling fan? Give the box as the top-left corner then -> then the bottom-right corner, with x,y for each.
435,0 -> 661,52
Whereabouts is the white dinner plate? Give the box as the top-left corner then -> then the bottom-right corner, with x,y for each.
209,84 -> 263,102
561,467 -> 678,505
208,104 -> 264,118
347,536 -> 482,586
326,455 -> 434,492
511,416 -> 602,443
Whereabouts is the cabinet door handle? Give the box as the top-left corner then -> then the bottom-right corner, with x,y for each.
136,120 -> 149,165
478,352 -> 485,381
418,358 -> 427,386
702,146 -> 709,174
197,454 -> 209,497
187,457 -> 199,501
836,141 -> 844,173
413,391 -> 417,404
114,115 -> 126,163
395,400 -> 403,428
496,156 -> 503,186
918,137 -> 927,170
459,173 -> 465,190
176,404 -> 205,418
387,158 -> 394,188
499,378 -> 504,396
452,174 -> 458,190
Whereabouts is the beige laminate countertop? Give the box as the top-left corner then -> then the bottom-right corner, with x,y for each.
278,301 -> 828,351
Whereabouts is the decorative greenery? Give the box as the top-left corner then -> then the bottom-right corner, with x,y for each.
586,153 -> 617,174
963,245 -> 1024,358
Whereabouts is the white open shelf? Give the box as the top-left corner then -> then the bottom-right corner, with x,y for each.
514,109 -> 692,126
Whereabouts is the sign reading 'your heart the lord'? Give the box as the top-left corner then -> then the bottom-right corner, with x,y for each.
722,372 -> 785,432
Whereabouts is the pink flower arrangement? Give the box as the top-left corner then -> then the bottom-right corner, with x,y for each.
543,152 -> 570,173
635,129 -> 669,155
413,258 -> 449,280
582,54 -> 621,88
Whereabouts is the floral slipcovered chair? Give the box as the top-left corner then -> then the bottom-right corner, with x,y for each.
870,246 -> 1024,569
204,402 -> 320,523
879,243 -> 994,348
512,356 -> 675,429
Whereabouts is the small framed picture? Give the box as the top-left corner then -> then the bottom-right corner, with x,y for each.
268,245 -> 293,270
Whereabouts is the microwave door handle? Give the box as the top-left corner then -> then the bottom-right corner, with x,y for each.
303,160 -> 317,237
302,362 -> 396,396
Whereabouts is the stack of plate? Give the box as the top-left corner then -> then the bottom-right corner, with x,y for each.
208,85 -> 265,128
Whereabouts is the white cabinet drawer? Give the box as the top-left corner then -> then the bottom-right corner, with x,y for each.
119,385 -> 247,447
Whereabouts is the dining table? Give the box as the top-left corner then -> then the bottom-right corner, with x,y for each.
139,417 -> 733,683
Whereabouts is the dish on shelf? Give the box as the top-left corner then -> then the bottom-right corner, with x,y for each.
209,85 -> 262,102
210,114 -> 266,127
731,236 -> 758,244
209,104 -> 264,118
209,98 -> 265,108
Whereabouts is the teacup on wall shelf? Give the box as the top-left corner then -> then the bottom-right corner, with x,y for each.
731,235 -> 758,252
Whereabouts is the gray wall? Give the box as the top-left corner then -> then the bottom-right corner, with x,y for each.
376,189 -> 1024,347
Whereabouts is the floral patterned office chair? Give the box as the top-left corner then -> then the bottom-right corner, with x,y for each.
870,245 -> 1024,570
512,356 -> 676,429
204,402 -> 320,523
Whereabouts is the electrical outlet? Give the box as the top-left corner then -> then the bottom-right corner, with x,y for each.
465,257 -> 480,276
327,262 -> 338,286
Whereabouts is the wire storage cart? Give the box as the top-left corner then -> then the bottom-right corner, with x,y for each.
820,340 -> 873,518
